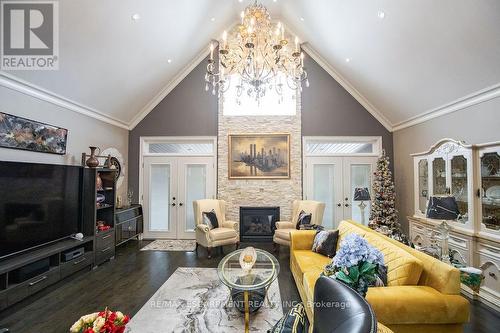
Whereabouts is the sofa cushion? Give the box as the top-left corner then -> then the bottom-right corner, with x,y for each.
296,210 -> 312,229
292,250 -> 332,275
208,227 -> 236,241
268,302 -> 309,333
366,286 -> 470,325
338,221 -> 424,286
312,230 -> 339,258
303,269 -> 322,303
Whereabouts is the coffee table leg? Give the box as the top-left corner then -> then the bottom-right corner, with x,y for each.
264,285 -> 271,307
224,287 -> 232,308
244,290 -> 250,333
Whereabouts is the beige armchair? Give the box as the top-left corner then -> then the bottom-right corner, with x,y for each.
273,200 -> 325,250
193,199 -> 239,258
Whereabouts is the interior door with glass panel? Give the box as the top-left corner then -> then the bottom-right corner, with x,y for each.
177,157 -> 215,239
143,157 -> 177,239
343,157 -> 376,225
305,157 -> 343,230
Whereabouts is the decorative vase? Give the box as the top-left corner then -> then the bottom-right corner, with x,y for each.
239,247 -> 257,273
86,146 -> 100,168
96,174 -> 104,191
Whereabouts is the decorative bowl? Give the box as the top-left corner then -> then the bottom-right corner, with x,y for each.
239,247 -> 257,273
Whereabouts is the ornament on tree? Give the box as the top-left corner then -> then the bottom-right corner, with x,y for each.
369,150 -> 409,244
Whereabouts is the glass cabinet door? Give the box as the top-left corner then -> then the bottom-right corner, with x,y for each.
432,157 -> 447,195
417,159 -> 428,214
480,151 -> 500,231
451,155 -> 468,223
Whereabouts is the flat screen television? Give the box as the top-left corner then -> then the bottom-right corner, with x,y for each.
0,160 -> 82,259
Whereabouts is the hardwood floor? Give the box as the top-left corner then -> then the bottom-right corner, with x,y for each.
0,240 -> 498,332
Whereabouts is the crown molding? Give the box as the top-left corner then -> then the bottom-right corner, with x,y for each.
301,43 -> 394,132
393,83 -> 500,131
0,71 -> 129,129
128,47 -> 210,130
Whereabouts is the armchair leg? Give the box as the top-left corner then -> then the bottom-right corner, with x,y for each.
207,247 -> 212,259
273,243 -> 279,253
195,242 -> 199,253
236,241 -> 240,250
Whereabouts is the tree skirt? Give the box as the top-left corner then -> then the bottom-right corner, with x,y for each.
140,240 -> 197,252
126,267 -> 283,332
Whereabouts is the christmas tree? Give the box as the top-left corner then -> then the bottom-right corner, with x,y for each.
369,150 -> 409,244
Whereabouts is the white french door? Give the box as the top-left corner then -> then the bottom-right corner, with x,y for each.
305,156 -> 376,229
143,156 -> 215,239
305,157 -> 344,230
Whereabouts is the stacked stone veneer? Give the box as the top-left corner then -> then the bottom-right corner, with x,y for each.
217,96 -> 302,222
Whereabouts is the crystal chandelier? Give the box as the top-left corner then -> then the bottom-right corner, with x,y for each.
204,0 -> 309,102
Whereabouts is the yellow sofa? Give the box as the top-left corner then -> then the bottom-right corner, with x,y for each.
290,220 -> 470,333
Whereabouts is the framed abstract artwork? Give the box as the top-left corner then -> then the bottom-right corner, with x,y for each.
0,112 -> 68,155
228,133 -> 290,179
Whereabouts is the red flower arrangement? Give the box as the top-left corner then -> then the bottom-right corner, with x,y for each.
70,308 -> 129,333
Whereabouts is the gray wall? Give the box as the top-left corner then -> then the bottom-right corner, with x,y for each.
394,97 -> 500,232
0,86 -> 129,197
128,54 -> 394,201
128,58 -> 218,200
302,56 -> 394,163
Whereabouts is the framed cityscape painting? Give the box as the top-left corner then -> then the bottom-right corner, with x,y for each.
228,133 -> 290,179
0,112 -> 68,155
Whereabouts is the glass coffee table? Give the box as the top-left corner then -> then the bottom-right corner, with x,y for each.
217,248 -> 280,333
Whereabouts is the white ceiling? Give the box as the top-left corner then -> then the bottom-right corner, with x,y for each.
1,0 -> 499,131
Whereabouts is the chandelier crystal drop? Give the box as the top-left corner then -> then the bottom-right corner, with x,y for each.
205,1 -> 309,103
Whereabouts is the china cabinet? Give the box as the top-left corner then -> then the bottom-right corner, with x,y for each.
409,139 -> 500,312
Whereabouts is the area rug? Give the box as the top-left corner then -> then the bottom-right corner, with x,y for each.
126,267 -> 283,333
140,240 -> 196,252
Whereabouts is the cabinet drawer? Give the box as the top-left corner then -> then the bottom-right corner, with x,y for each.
7,267 -> 60,306
0,289 -> 7,311
95,246 -> 115,266
60,252 -> 94,279
449,234 -> 470,250
411,222 -> 427,233
96,230 -> 115,250
477,242 -> 500,261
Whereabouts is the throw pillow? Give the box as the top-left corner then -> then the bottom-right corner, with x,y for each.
312,230 -> 339,258
296,210 -> 312,230
268,302 -> 309,333
201,210 -> 219,229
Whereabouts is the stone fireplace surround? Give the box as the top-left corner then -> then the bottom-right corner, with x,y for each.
217,94 -> 302,223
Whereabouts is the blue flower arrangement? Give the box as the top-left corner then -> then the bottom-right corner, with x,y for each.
324,233 -> 386,297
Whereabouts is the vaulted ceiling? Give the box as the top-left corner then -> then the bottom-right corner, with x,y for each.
1,0 -> 499,131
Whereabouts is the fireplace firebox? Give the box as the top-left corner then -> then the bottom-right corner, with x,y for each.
239,206 -> 280,242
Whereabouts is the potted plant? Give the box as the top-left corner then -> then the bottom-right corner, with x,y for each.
70,308 -> 129,333
323,233 -> 386,297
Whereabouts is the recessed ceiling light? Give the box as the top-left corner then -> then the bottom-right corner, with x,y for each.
131,13 -> 140,21
377,11 -> 385,19
238,0 -> 243,2
300,17 -> 305,21
167,59 -> 172,63
210,17 -> 216,22
345,58 -> 351,63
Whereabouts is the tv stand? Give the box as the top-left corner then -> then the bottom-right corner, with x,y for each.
0,236 -> 94,311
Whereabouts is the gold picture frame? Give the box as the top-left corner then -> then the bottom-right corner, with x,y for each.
228,133 -> 291,179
